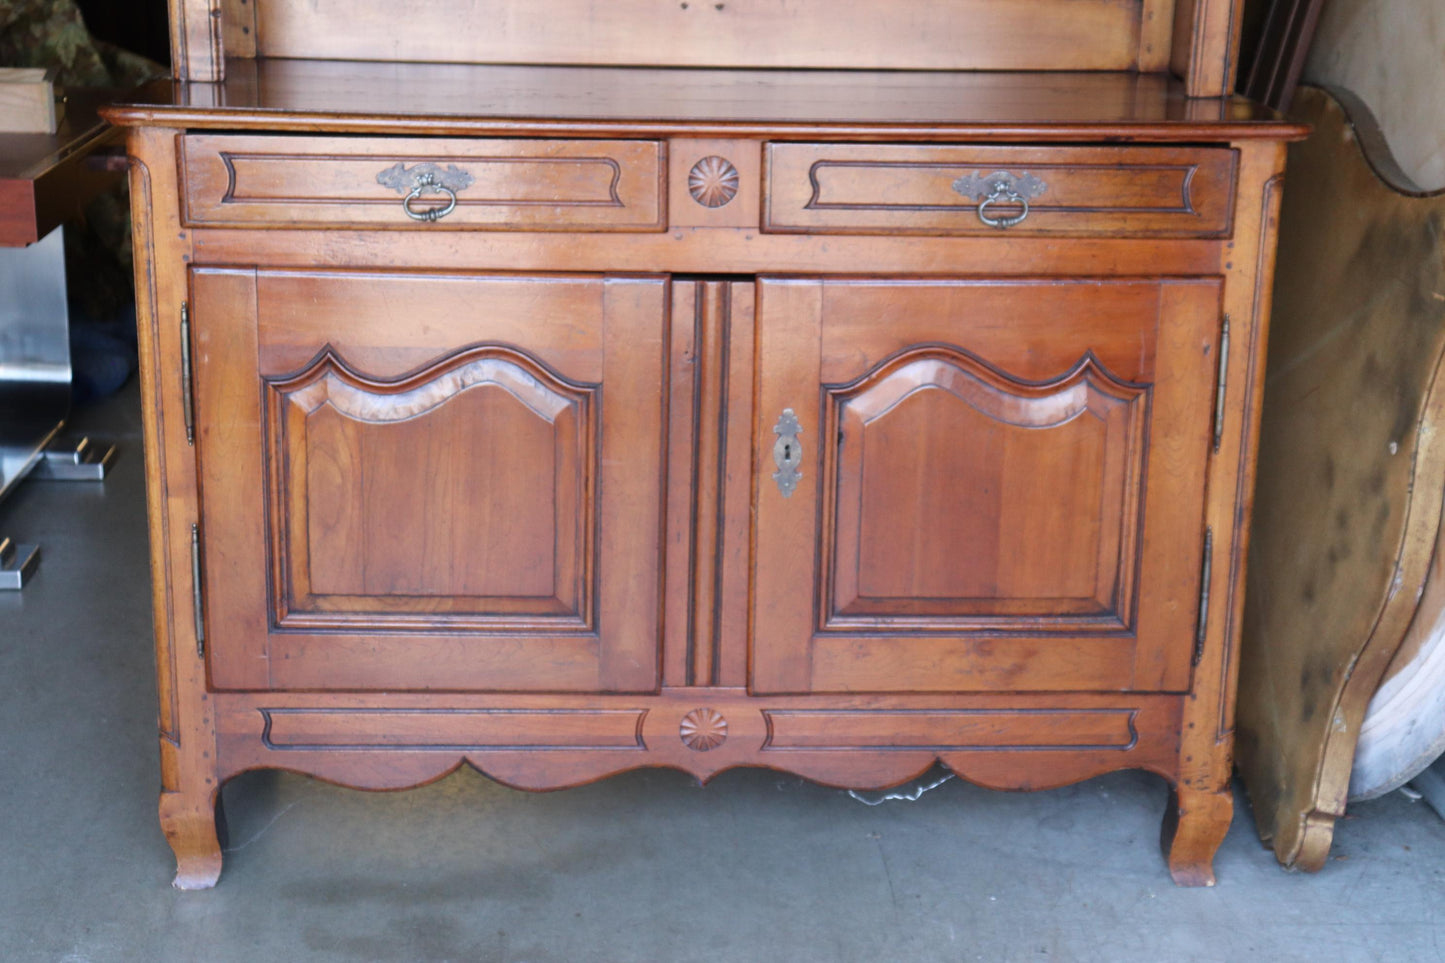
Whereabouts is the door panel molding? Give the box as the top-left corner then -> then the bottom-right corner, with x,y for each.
824,346 -> 1146,630
266,343 -> 596,631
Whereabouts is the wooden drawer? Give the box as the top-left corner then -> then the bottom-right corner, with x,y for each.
765,144 -> 1237,237
181,134 -> 666,231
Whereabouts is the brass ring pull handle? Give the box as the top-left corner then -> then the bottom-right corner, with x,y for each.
376,162 -> 476,224
403,174 -> 458,222
976,187 -> 1030,229
952,170 -> 1048,231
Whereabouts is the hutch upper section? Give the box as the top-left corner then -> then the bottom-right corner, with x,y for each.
167,0 -> 1248,96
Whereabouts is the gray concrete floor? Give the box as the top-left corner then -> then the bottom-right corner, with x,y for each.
3,380 -> 1445,963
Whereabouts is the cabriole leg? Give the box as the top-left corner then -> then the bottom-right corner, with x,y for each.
1160,785 -> 1233,886
159,786 -> 223,890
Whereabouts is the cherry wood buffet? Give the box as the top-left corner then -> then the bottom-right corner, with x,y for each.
106,0 -> 1305,888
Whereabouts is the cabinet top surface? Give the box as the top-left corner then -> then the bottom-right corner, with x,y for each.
104,60 -> 1305,142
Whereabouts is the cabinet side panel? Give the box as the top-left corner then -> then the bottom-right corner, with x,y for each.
128,141 -> 178,744
1184,142 -> 1288,808
128,125 -> 225,888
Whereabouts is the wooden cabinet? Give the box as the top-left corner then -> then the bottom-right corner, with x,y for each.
107,0 -> 1304,891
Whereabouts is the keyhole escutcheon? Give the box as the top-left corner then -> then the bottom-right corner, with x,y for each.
772,408 -> 804,498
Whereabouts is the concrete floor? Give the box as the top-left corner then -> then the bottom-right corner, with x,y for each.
3,381 -> 1445,963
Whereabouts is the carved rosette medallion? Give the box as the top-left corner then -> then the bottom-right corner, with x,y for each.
679,708 -> 728,751
688,156 -> 740,208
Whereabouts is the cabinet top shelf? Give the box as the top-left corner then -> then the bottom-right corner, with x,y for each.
103,61 -> 1305,142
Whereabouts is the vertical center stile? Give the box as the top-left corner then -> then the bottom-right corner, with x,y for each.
688,282 -> 730,687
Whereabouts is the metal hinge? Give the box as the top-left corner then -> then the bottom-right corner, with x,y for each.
190,522 -> 206,659
1193,527 -> 1213,666
1212,314 -> 1230,451
180,302 -> 196,446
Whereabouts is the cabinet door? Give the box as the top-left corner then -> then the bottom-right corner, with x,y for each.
191,269 -> 666,692
752,278 -> 1222,694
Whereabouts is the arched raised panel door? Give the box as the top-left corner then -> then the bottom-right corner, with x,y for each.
190,268 -> 667,693
829,349 -> 1144,625
752,278 -> 1223,695
271,346 -> 590,624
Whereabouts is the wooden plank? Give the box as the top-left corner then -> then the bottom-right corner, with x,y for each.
251,0 -> 1146,73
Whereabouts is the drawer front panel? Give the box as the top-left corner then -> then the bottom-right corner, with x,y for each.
765,144 -> 1237,237
182,135 -> 666,231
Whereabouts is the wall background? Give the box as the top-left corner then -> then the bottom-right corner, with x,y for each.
1302,0 -> 1445,190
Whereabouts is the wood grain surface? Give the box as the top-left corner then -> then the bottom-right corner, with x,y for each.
178,0 -> 1250,95
184,0 -> 1224,82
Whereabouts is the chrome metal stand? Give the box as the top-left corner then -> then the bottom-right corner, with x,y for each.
31,435 -> 116,481
0,536 -> 39,590
0,226 -> 116,590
